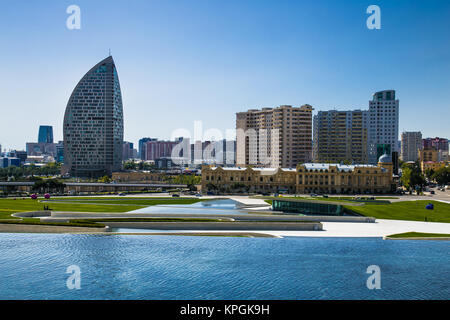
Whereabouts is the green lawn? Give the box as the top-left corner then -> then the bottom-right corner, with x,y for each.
386,232 -> 450,238
265,198 -> 450,223
0,218 -> 105,228
44,197 -> 205,206
71,217 -> 224,223
344,200 -> 450,223
0,197 -> 204,221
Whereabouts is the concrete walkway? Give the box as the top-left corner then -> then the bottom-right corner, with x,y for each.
259,219 -> 450,238
105,219 -> 450,238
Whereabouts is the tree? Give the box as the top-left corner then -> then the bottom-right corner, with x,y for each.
401,161 -> 425,191
424,168 -> 435,181
98,175 -> 112,183
123,160 -> 137,170
32,179 -> 66,193
432,166 -> 450,185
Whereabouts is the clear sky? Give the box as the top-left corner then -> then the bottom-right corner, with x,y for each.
0,0 -> 449,150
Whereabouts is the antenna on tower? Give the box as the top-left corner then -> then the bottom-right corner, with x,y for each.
108,48 -> 111,57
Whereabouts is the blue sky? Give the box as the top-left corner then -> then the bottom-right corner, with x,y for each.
0,0 -> 449,150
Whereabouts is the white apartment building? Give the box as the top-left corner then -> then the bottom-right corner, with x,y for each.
367,90 -> 399,164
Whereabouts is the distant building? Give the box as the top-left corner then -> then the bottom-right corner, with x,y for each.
0,157 -> 8,168
422,137 -> 448,152
419,148 -> 439,162
421,161 -> 446,173
0,157 -> 20,168
8,150 -> 27,164
138,138 -> 157,160
313,109 -> 368,164
367,90 -> 399,164
122,141 -> 135,160
155,157 -> 178,169
26,142 -> 57,157
236,104 -> 313,168
183,139 -> 236,166
142,140 -> 178,161
63,56 -> 124,177
418,147 -> 447,172
112,171 -> 165,183
56,141 -> 64,163
38,125 -> 54,143
400,131 -> 422,162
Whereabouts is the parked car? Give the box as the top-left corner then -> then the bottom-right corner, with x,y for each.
172,194 -> 180,197
195,193 -> 202,197
118,192 -> 126,196
430,190 -> 435,194
310,193 -> 318,197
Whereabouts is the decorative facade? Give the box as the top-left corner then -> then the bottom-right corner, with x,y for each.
202,155 -> 395,194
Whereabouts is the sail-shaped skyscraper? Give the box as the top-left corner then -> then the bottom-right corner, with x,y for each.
63,56 -> 124,177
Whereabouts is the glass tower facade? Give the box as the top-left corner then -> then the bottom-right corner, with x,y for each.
63,56 -> 124,177
38,125 -> 54,143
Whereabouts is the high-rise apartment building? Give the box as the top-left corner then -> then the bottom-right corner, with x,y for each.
63,56 -> 124,177
38,125 -> 54,143
313,110 -> 368,163
138,137 -> 157,160
236,104 -> 313,168
56,141 -> 64,163
400,131 -> 422,162
422,137 -> 449,152
142,140 -> 178,161
186,139 -> 236,165
367,90 -> 399,164
123,141 -> 135,160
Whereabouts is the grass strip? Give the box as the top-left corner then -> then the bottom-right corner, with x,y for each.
70,217 -> 225,223
386,232 -> 450,238
0,218 -> 105,228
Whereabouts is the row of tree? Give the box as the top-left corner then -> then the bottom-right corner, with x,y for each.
31,179 -> 66,193
424,166 -> 450,185
123,160 -> 155,171
400,161 -> 450,192
0,163 -> 62,181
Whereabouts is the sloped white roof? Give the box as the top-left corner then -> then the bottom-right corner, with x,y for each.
301,163 -> 379,172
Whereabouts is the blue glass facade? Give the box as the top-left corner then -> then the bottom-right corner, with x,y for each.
38,126 -> 54,143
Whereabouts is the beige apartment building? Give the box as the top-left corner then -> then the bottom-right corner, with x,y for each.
202,154 -> 395,194
418,148 -> 447,172
313,110 -> 368,163
236,105 -> 313,168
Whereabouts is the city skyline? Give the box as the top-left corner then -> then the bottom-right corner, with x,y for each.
1,0 -> 449,150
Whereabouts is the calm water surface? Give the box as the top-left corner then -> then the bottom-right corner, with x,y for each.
0,234 -> 448,300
